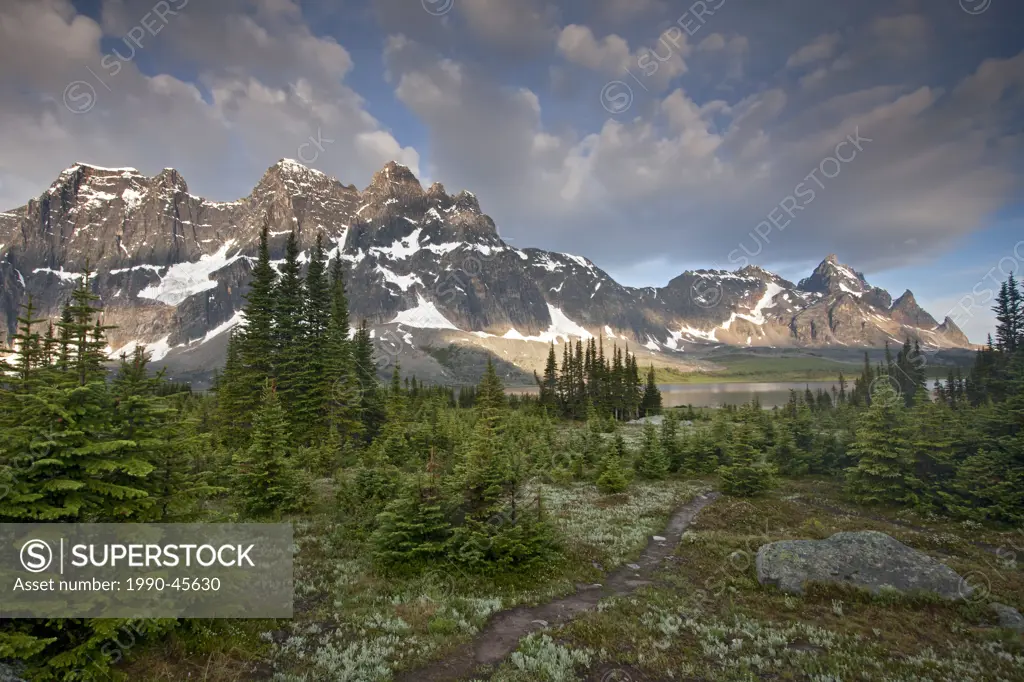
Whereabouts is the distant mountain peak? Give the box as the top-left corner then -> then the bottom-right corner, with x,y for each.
365,161 -> 423,194
890,289 -> 937,329
797,254 -> 867,295
893,289 -> 916,305
937,315 -> 971,346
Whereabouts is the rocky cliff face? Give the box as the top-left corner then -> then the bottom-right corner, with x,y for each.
0,160 -> 973,377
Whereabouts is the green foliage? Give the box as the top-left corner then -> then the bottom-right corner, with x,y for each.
596,451 -> 630,494
231,380 -> 309,519
372,477 -> 451,568
718,422 -> 775,497
845,381 -> 920,507
636,422 -> 669,479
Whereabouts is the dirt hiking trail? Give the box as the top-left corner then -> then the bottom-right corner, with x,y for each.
396,491 -> 720,682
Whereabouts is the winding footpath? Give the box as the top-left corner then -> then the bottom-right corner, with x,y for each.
397,491 -> 720,682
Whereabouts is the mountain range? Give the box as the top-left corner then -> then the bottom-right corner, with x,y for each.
0,160 -> 971,384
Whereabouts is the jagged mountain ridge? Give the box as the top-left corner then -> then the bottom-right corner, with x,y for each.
0,160 -> 971,375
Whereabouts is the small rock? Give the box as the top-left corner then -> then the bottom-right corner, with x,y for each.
653,536 -> 667,542
0,663 -> 26,682
531,619 -> 549,627
989,603 -> 1024,632
627,563 -> 641,570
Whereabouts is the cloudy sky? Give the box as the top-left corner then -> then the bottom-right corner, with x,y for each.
1,0 -> 1022,342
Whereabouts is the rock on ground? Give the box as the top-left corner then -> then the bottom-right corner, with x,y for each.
756,530 -> 971,599
989,603 -> 1024,632
627,415 -> 664,426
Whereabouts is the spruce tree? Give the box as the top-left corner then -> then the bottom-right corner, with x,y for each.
637,422 -> 669,479
236,225 -> 278,419
718,422 -> 775,497
215,329 -> 248,446
538,343 -> 558,412
660,410 -> 681,470
10,296 -> 45,390
0,271 -> 150,522
845,381 -> 920,506
640,364 -> 662,416
596,451 -> 630,493
272,231 -> 305,417
353,321 -> 386,441
293,234 -> 331,441
769,420 -> 808,476
372,476 -> 452,569
323,259 -> 362,445
232,380 -> 307,519
907,399 -> 956,511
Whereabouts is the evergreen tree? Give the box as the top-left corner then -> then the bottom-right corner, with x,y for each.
640,364 -> 662,416
9,296 -> 45,390
845,381 -> 920,506
293,234 -> 331,441
718,422 -> 775,497
950,351 -> 1024,524
323,259 -> 362,446
769,420 -> 808,476
113,349 -> 225,522
660,410 -> 681,470
0,271 -> 150,522
234,225 -> 278,421
637,422 -> 669,479
272,231 -> 305,416
538,343 -> 559,412
596,450 -> 630,493
907,399 -> 956,511
353,321 -> 386,441
215,329 -> 248,446
372,476 -> 451,569
232,380 -> 307,518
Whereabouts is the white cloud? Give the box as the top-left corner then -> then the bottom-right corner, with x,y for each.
786,32 -> 841,68
556,24 -> 688,89
385,31 -> 1024,279
0,0 -> 419,209
459,0 -> 559,51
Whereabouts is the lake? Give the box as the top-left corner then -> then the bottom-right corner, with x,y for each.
658,381 -> 841,408
509,381 -> 842,408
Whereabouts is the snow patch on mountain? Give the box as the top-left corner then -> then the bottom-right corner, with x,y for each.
121,188 -> 145,212
33,267 -> 85,283
503,304 -> 593,344
371,228 -> 423,260
201,310 -> 246,344
376,265 -> 422,291
107,335 -> 172,362
721,282 -> 785,331
390,293 -> 459,330
137,240 -> 241,306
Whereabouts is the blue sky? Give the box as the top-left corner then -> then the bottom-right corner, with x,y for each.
1,0 -> 1022,342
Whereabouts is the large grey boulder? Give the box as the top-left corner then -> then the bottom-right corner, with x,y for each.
756,531 -> 971,599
